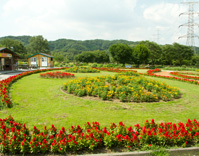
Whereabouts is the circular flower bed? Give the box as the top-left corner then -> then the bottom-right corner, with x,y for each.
40,71 -> 75,79
65,66 -> 100,73
63,75 -> 181,102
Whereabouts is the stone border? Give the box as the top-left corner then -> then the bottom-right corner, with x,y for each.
80,147 -> 199,156
7,147 -> 198,156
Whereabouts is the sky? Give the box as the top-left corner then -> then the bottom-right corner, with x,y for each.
0,0 -> 198,45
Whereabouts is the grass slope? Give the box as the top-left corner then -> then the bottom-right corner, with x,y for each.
0,71 -> 198,129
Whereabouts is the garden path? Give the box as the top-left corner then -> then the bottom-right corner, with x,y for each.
0,72 -> 23,80
154,71 -> 173,77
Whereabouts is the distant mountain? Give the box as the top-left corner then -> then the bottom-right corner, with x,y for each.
0,36 -> 139,53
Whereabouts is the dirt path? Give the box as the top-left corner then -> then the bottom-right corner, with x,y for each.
154,71 -> 173,77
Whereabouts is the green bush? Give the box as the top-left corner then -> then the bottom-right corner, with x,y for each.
65,66 -> 100,73
163,66 -> 198,71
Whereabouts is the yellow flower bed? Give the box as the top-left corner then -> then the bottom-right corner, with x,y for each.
63,75 -> 181,102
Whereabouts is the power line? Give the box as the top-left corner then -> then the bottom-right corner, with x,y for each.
178,1 -> 199,54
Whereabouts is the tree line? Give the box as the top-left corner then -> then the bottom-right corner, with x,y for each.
76,41 -> 197,66
0,35 -> 198,66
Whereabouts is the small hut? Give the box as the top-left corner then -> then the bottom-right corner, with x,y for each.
0,47 -> 20,71
27,53 -> 54,68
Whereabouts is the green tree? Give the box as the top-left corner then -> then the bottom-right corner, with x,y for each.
109,43 -> 132,66
172,43 -> 193,66
133,44 -> 150,67
54,54 -> 64,63
0,38 -> 27,58
191,55 -> 199,66
161,43 -> 193,66
93,50 -> 109,63
161,44 -> 175,65
75,50 -> 110,63
27,35 -> 49,54
140,41 -> 162,65
75,51 -> 95,63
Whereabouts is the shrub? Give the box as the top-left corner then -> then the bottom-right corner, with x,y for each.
65,66 -> 100,73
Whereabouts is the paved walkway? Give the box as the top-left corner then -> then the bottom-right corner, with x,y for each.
0,67 -> 56,80
0,70 -> 25,80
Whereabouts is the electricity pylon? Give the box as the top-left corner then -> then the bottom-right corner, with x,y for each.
179,2 -> 199,54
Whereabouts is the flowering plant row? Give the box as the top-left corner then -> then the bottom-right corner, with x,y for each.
177,72 -> 199,76
0,68 -> 65,109
0,115 -> 199,155
65,67 -> 100,73
93,67 -> 137,73
40,72 -> 75,79
63,74 -> 181,102
170,72 -> 199,80
144,69 -> 199,85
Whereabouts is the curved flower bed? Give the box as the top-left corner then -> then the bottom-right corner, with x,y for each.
40,72 -> 75,79
65,67 -> 100,73
0,68 -> 65,109
147,69 -> 161,75
177,72 -> 199,76
63,75 -> 181,102
144,69 -> 199,85
0,115 -> 199,155
170,72 -> 199,80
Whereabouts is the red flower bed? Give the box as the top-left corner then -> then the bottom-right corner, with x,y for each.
0,115 -> 198,154
40,71 -> 75,79
142,69 -> 199,85
170,72 -> 199,80
0,68 -> 65,109
147,69 -> 161,75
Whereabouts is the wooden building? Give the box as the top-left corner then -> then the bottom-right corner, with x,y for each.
0,47 -> 20,71
27,53 -> 54,68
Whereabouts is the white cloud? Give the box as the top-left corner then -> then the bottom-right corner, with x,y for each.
1,0 -> 195,45
142,2 -> 192,44
143,2 -> 186,24
1,0 -> 137,40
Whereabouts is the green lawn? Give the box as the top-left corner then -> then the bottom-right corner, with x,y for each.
0,70 -> 199,130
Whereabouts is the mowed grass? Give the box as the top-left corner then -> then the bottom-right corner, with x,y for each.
0,70 -> 199,130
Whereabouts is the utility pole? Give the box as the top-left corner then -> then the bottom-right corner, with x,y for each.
151,30 -> 160,44
179,1 -> 199,54
157,29 -> 160,44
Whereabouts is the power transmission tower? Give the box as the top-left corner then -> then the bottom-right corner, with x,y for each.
179,1 -> 199,54
151,30 -> 160,44
157,29 -> 160,44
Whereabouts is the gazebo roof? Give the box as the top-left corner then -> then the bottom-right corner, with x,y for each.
0,47 -> 20,58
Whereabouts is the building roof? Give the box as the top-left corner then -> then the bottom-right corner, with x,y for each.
0,47 -> 20,58
27,53 -> 54,58
0,47 -> 7,51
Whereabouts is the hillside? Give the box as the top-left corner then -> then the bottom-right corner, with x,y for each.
0,35 -> 31,45
0,36 -> 139,53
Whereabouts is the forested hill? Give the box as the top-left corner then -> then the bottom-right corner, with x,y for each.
0,36 -> 139,52
0,35 -> 31,45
